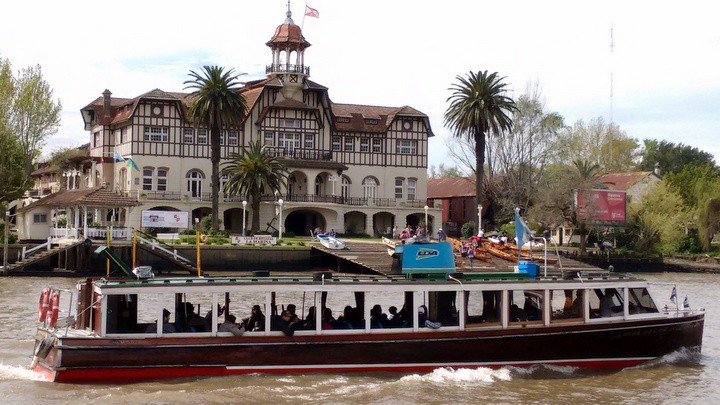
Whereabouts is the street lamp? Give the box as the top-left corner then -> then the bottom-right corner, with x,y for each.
423,205 -> 429,232
242,200 -> 247,236
63,171 -> 70,189
477,204 -> 483,235
278,199 -> 284,240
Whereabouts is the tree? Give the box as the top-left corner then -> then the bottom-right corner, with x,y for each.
639,139 -> 716,176
551,117 -> 639,173
629,181 -> 691,254
10,65 -> 62,175
48,146 -> 89,171
428,163 -> 465,179
444,70 -> 516,219
0,130 -> 31,203
222,141 -> 288,232
184,66 -> 247,231
664,164 -> 720,208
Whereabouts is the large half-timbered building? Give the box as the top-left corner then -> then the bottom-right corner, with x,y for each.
67,9 -> 438,237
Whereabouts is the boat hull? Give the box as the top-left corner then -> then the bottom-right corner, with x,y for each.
34,313 -> 704,383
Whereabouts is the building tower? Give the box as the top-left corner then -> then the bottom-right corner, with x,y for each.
265,4 -> 311,95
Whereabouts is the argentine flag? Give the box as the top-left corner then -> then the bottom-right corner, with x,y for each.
514,208 -> 532,250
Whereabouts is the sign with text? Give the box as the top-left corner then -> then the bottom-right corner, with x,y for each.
575,189 -> 627,223
231,235 -> 277,245
141,210 -> 189,229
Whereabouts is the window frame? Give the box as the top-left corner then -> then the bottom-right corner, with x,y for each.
183,128 -> 194,144
143,126 -> 169,142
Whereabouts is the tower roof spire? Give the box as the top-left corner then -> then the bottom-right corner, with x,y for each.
285,0 -> 293,23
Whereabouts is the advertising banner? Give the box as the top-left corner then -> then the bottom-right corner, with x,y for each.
141,210 -> 189,229
575,189 -> 627,223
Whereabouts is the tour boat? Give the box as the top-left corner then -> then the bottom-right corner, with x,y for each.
30,242 -> 704,383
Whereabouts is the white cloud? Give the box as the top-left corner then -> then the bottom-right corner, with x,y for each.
1,0 -> 717,165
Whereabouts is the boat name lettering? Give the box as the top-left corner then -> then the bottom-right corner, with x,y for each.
416,248 -> 439,260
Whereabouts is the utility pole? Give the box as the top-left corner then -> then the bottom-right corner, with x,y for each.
3,210 -> 9,276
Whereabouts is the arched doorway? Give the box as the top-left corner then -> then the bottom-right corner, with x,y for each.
373,212 -> 394,236
344,211 -> 367,235
285,210 -> 326,237
405,213 -> 423,229
223,208 -> 246,233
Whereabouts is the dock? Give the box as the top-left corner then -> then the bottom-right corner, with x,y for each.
312,240 -> 610,278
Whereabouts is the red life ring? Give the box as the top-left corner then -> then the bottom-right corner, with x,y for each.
47,292 -> 60,328
38,289 -> 50,322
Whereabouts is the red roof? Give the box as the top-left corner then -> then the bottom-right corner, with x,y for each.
427,177 -> 476,198
597,171 -> 655,191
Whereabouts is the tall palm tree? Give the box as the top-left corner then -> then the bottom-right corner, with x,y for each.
222,141 -> 288,232
444,70 -> 517,219
184,66 -> 247,231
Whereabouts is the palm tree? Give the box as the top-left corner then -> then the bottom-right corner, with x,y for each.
222,141 -> 288,232
444,70 -> 517,219
184,66 -> 247,231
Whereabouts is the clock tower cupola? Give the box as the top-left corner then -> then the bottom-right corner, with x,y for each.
266,2 -> 311,86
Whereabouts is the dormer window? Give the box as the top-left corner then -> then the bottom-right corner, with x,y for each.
336,117 -> 350,123
279,118 -> 301,128
365,118 -> 378,125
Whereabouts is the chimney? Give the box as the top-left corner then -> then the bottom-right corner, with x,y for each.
102,89 -> 112,122
654,162 -> 662,177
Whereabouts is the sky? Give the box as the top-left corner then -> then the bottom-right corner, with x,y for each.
1,0 -> 718,168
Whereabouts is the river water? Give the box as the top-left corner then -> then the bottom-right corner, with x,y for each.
0,272 -> 716,404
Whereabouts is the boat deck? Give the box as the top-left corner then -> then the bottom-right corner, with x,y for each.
312,241 -> 610,278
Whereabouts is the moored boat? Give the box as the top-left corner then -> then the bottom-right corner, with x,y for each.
316,233 -> 346,250
29,243 -> 705,383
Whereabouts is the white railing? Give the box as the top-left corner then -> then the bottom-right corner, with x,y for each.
135,234 -> 192,264
51,228 -> 78,239
22,237 -> 52,260
86,227 -> 132,240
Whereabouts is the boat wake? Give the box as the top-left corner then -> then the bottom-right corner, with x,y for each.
401,364 -> 579,384
0,364 -> 48,382
632,347 -> 703,369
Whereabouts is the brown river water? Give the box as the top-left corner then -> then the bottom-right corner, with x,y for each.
0,273 -> 716,404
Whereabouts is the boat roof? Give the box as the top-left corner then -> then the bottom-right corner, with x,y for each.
94,272 -> 642,290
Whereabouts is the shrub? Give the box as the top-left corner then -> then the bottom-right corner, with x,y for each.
180,229 -> 195,236
461,221 -> 476,238
199,216 -> 213,233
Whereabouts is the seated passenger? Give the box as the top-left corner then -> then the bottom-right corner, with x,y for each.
218,314 -> 245,336
185,302 -> 206,332
418,305 -> 428,326
146,309 -> 176,334
333,305 -> 353,329
562,290 -> 573,311
301,306 -> 317,330
272,310 -> 297,336
322,307 -> 335,330
509,304 -> 527,322
386,306 -> 402,328
245,304 -> 265,332
286,304 -> 299,324
370,304 -> 388,328
600,288 -> 620,317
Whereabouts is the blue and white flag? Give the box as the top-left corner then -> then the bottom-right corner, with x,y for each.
670,287 -> 677,304
514,208 -> 532,250
114,151 -> 125,162
683,296 -> 690,309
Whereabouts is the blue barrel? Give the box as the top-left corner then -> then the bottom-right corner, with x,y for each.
518,261 -> 539,278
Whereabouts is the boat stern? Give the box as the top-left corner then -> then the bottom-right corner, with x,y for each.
30,328 -> 59,382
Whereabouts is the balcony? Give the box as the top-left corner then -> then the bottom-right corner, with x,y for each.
265,147 -> 332,161
265,64 -> 310,75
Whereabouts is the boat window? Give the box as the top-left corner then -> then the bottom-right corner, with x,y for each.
105,294 -> 161,334
427,291 -> 459,327
465,290 -> 502,327
272,291 -> 317,332
590,288 -> 623,318
628,288 -> 659,314
173,292 -> 214,333
550,289 -> 584,322
509,290 -> 543,324
365,291 -> 414,329
227,291 -> 267,333
324,291 -> 365,330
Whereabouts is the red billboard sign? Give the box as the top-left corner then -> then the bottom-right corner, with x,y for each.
575,189 -> 627,223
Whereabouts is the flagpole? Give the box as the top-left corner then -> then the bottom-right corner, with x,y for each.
301,2 -> 307,30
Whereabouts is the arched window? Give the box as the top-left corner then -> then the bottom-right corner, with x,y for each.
407,178 -> 417,200
186,170 -> 204,199
362,176 -> 378,200
394,177 -> 404,199
142,167 -> 153,191
315,174 -> 323,195
341,176 -> 350,200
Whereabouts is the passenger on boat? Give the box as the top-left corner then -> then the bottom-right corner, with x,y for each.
600,288 -> 620,317
387,306 -> 400,326
329,229 -> 337,237
509,304 -> 527,322
370,304 -> 388,328
301,306 -> 317,330
286,304 -> 299,323
245,305 -> 265,331
184,302 -> 207,332
418,305 -> 428,326
322,307 -> 335,330
145,309 -> 177,334
204,304 -> 225,330
333,306 -> 354,329
218,314 -> 245,336
563,290 -> 574,311
272,310 -> 297,336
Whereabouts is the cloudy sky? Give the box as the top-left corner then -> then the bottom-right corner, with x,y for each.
1,0 -> 717,168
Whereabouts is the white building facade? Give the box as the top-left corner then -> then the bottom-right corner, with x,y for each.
77,10 -> 438,237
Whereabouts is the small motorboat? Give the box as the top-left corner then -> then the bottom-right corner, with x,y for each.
316,233 -> 346,250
